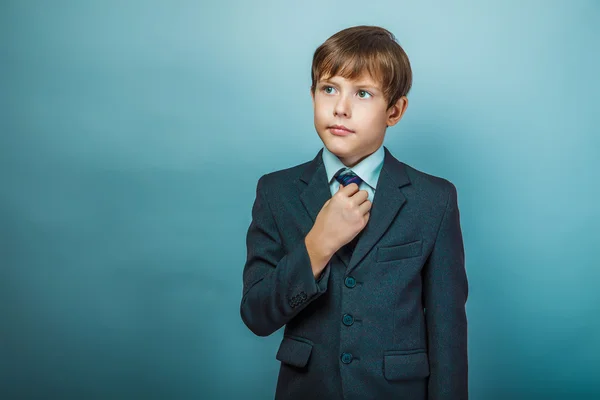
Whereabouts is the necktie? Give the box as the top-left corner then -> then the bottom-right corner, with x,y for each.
334,168 -> 363,254
335,168 -> 363,187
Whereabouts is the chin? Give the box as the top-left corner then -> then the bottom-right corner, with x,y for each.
323,141 -> 349,154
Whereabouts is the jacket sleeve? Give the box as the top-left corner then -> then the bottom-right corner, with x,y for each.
240,175 -> 331,337
423,182 -> 469,399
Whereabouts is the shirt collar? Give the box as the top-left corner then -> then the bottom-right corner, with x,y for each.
322,145 -> 385,190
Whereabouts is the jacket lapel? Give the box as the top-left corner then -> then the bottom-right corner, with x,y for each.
298,146 -> 411,272
347,147 -> 411,275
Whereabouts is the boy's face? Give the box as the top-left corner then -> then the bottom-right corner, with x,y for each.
311,72 -> 408,168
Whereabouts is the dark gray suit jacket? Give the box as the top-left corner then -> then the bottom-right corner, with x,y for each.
240,146 -> 468,399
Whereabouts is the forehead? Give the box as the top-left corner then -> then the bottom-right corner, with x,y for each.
319,72 -> 381,88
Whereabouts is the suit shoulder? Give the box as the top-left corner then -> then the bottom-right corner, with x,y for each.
255,159 -> 312,193
400,161 -> 457,198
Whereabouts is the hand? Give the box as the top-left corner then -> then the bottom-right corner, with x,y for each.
309,183 -> 372,257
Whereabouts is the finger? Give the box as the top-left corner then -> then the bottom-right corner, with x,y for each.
341,182 -> 360,196
359,199 -> 372,215
351,189 -> 369,204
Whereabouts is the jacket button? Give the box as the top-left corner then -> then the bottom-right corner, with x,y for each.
344,276 -> 356,288
341,352 -> 353,364
342,314 -> 354,326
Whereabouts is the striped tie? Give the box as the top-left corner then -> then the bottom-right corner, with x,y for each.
335,168 -> 363,187
334,168 -> 363,255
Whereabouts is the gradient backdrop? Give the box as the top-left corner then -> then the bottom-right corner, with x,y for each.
1,1 -> 599,399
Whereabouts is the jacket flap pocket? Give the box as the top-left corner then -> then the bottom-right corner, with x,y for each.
383,350 -> 430,381
377,240 -> 422,262
276,336 -> 313,368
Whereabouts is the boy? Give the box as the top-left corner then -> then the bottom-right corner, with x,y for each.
240,26 -> 468,400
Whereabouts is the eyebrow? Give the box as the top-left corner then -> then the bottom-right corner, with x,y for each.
319,78 -> 381,92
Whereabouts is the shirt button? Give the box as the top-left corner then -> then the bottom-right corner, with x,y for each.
342,314 -> 354,326
344,276 -> 356,288
341,352 -> 353,364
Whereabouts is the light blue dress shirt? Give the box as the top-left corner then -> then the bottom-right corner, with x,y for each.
321,145 -> 385,203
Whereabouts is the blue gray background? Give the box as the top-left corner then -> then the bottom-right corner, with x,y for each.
1,1 -> 599,399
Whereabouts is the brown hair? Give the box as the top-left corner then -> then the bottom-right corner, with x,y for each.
310,26 -> 412,109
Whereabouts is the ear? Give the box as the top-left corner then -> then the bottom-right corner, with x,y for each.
386,96 -> 408,127
310,87 -> 315,105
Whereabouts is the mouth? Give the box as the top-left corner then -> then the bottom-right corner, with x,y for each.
328,125 -> 354,136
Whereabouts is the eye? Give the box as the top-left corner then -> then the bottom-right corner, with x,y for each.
322,86 -> 336,94
357,90 -> 372,98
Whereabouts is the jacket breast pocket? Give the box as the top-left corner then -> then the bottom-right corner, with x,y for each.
383,349 -> 430,381
275,335 -> 313,368
377,240 -> 422,263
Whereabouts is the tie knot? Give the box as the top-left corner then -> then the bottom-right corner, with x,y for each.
335,168 -> 363,187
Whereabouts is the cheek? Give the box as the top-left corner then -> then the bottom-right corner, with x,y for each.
362,105 -> 388,124
314,104 -> 329,122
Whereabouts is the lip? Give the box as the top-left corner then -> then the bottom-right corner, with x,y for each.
328,125 -> 354,136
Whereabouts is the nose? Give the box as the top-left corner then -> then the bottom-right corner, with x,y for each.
333,94 -> 351,118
